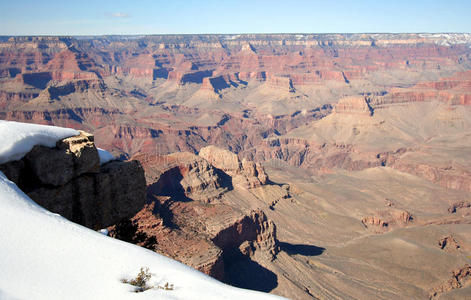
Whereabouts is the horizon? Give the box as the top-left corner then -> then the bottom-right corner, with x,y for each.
1,0 -> 470,35
1,32 -> 471,38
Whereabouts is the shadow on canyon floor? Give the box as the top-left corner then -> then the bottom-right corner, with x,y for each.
225,258 -> 278,293
279,242 -> 325,256
213,167 -> 234,191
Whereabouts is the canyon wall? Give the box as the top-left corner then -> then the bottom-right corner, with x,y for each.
2,34 -> 471,299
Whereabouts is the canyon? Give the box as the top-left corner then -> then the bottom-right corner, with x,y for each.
1,33 -> 471,299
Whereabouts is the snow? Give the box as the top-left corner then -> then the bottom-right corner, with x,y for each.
97,147 -> 115,165
99,228 -> 109,236
0,122 -> 286,300
418,33 -> 471,46
0,120 -> 116,166
0,120 -> 79,164
0,173 -> 286,300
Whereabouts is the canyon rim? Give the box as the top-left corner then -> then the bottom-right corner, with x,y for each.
1,1 -> 471,299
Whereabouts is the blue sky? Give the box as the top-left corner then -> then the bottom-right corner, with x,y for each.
1,0 -> 470,35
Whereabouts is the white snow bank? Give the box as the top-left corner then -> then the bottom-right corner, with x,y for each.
0,120 -> 79,164
0,289 -> 20,300
0,169 -> 285,299
97,147 -> 115,165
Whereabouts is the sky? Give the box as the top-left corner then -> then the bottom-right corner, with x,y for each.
1,0 -> 470,35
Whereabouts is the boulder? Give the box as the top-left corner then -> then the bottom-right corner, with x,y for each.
25,130 -> 99,186
0,131 -> 146,229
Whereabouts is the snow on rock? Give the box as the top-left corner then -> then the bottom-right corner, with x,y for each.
97,147 -> 115,165
0,120 -> 79,164
99,228 -> 110,236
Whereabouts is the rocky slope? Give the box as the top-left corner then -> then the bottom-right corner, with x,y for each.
123,146 -> 280,285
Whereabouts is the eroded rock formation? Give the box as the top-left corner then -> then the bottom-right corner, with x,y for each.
124,148 -> 279,283
334,96 -> 373,116
430,265 -> 471,299
361,210 -> 414,232
115,195 -> 279,282
448,201 -> 471,214
438,235 -> 461,252
199,145 -> 269,188
136,151 -> 230,202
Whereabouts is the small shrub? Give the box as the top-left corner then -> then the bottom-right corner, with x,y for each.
158,282 -> 174,290
121,267 -> 174,293
122,267 -> 153,293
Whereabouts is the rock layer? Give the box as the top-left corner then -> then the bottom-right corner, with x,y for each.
199,145 -> 269,188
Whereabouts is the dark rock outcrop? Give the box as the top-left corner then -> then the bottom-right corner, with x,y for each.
26,131 -> 100,186
0,131 -> 146,229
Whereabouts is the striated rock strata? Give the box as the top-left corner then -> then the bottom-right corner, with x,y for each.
199,145 -> 268,189
137,151 -> 230,202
